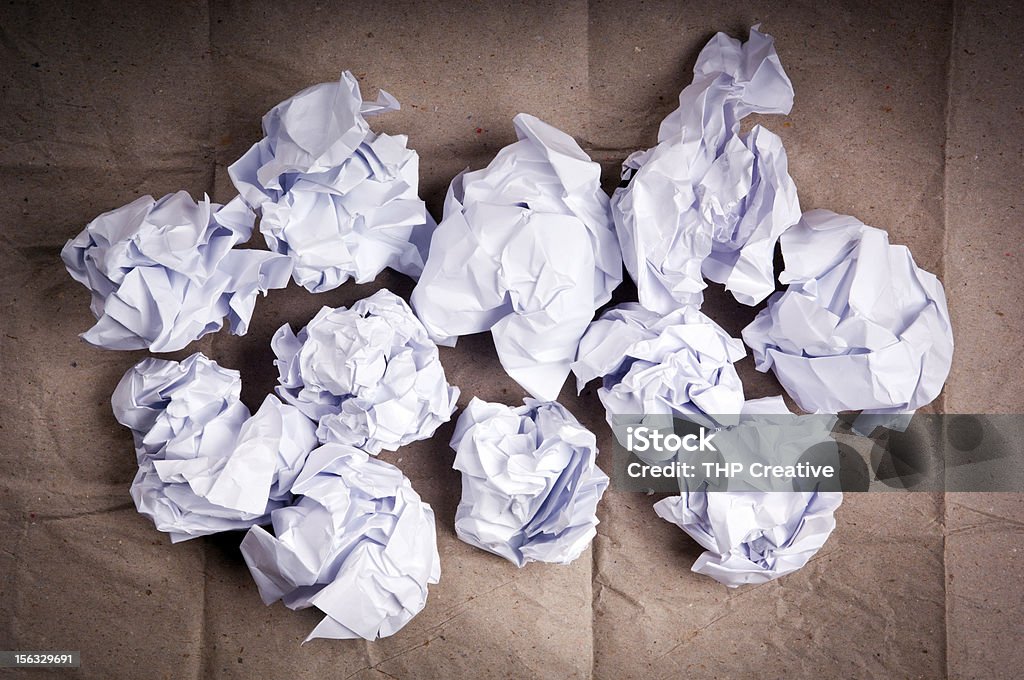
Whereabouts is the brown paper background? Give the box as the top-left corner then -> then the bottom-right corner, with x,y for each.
0,1 -> 1020,677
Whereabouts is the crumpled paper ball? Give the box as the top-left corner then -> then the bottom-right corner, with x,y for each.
229,71 -> 436,293
61,191 -> 293,352
612,26 -> 799,311
654,396 -> 843,586
112,353 -> 318,542
240,443 -> 441,641
450,397 -> 609,567
655,490 -> 842,587
742,209 -> 954,425
272,288 -> 459,453
410,113 -> 621,401
571,303 -> 746,446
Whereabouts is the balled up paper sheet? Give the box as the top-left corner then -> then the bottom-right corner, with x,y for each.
62,192 -> 293,351
240,443 -> 441,642
272,288 -> 459,453
655,396 -> 843,587
112,353 -> 318,542
450,398 -> 609,567
612,26 -> 800,311
742,209 -> 954,426
411,113 -> 621,401
229,71 -> 436,293
571,302 -> 746,450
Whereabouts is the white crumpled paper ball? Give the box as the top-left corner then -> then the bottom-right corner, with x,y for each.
451,397 -> 609,567
655,396 -> 843,587
742,209 -> 954,426
411,113 -> 621,401
62,192 -> 292,352
229,71 -> 436,293
272,288 -> 459,453
655,490 -> 841,587
612,26 -> 799,311
112,353 -> 318,542
572,303 -> 746,441
240,444 -> 441,641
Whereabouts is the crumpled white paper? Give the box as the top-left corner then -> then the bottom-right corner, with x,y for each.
450,397 -> 609,567
240,443 -> 441,641
571,302 -> 746,449
112,353 -> 318,542
742,209 -> 955,427
272,288 -> 459,452
62,191 -> 293,352
655,396 -> 843,586
410,113 -> 621,401
229,71 -> 436,293
655,489 -> 841,587
612,26 -> 800,311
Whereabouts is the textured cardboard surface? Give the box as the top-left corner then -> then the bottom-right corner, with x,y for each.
0,1 -> 1020,678
944,1 -> 1024,678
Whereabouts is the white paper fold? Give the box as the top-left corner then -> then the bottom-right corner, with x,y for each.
272,288 -> 459,453
612,26 -> 799,311
655,396 -> 842,587
411,113 -> 621,401
229,71 -> 436,293
450,398 -> 608,567
62,192 -> 293,351
240,444 -> 441,641
571,302 -> 746,441
112,353 -> 318,542
742,209 -> 954,425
